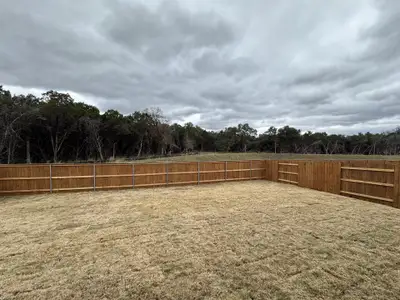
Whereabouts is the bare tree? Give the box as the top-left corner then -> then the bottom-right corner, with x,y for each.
83,117 -> 104,161
184,132 -> 194,153
0,108 -> 29,163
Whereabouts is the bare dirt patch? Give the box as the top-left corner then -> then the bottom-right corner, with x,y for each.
1,181 -> 400,299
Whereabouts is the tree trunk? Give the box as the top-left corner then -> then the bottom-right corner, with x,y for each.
136,137 -> 143,158
38,144 -> 48,162
0,129 -> 9,157
98,146 -> 104,162
26,140 -> 31,164
7,139 -> 12,164
75,142 -> 81,161
50,134 -> 58,162
112,142 -> 117,160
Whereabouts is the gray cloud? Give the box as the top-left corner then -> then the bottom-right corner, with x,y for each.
1,0 -> 400,134
102,1 -> 235,62
193,50 -> 259,77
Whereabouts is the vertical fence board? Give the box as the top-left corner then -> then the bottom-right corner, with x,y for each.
312,162 -> 324,191
265,160 -> 272,180
325,161 -> 341,194
271,161 -> 279,182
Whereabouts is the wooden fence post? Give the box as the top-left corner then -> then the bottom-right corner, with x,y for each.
165,162 -> 169,186
225,161 -> 227,180
132,164 -> 135,189
49,164 -> 52,193
197,162 -> 200,185
338,162 -> 342,195
93,164 -> 96,191
277,161 -> 280,183
250,160 -> 252,179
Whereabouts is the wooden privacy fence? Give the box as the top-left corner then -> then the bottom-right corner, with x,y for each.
1,159 -> 399,208
0,160 -> 266,195
266,160 -> 400,208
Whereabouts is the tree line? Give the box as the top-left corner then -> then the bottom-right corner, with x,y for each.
1,86 -> 399,163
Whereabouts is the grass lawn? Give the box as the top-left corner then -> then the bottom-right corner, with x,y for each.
127,152 -> 400,163
1,181 -> 400,299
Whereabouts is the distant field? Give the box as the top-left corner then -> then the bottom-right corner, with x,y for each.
1,181 -> 400,299
128,152 -> 400,163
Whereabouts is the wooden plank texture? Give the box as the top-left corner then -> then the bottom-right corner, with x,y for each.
199,161 -> 225,183
339,160 -> 396,206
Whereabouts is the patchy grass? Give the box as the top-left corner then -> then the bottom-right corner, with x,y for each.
1,181 -> 400,299
121,152 -> 400,163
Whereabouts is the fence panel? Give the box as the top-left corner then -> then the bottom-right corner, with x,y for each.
340,160 -> 396,206
0,164 -> 50,194
199,161 -> 225,183
133,163 -> 166,188
167,162 -> 198,185
250,160 -> 266,180
51,164 -> 94,192
298,161 -> 313,189
227,161 -> 251,181
324,161 -> 341,194
265,160 -> 279,182
95,164 -> 133,190
277,161 -> 298,185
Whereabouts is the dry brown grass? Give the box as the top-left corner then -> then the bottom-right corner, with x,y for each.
1,181 -> 400,300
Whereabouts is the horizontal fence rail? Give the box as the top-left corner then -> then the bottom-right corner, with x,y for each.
1,159 -> 399,209
277,162 -> 299,185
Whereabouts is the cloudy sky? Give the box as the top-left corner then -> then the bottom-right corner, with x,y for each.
1,0 -> 400,134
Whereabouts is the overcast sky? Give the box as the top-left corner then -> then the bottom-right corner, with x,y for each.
1,0 -> 400,134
